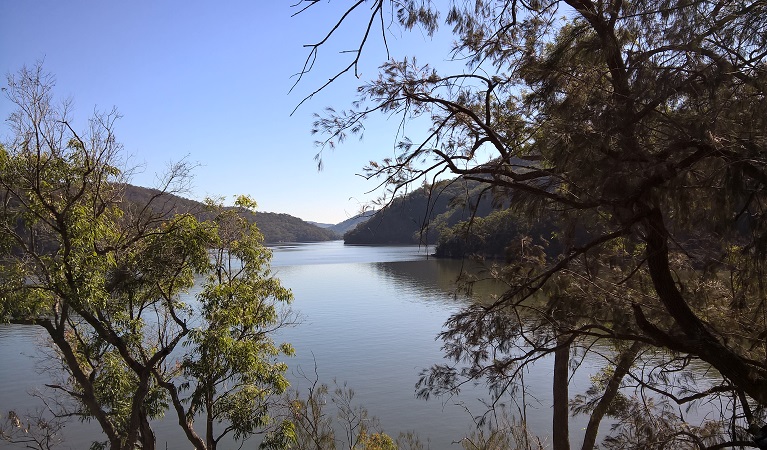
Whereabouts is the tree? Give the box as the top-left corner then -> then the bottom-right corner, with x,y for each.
298,0 -> 767,447
160,195 -> 296,450
0,64 -> 294,450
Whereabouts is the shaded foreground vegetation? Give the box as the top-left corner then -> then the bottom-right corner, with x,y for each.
304,0 -> 767,448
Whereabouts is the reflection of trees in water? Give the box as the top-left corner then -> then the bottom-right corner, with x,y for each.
373,259 -> 506,305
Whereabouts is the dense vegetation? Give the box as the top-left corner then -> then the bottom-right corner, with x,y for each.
343,176 -> 561,259
303,0 -> 767,448
123,185 -> 339,243
247,211 -> 339,243
344,178 -> 497,245
433,207 -> 560,260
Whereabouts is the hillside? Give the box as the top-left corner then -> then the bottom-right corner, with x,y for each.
433,207 -> 564,260
246,211 -> 340,243
344,179 -> 497,245
328,211 -> 376,235
307,221 -> 333,229
123,185 -> 339,243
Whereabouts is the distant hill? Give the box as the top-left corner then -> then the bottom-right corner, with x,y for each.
328,211 -> 376,235
344,179 -> 498,245
123,185 -> 339,243
248,212 -> 339,243
307,221 -> 334,229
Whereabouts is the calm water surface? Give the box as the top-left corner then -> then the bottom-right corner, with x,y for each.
0,241 -> 596,449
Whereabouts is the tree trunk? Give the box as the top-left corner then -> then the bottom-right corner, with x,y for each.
580,341 -> 642,450
643,207 -> 767,405
553,335 -> 571,450
40,319 -> 122,450
125,374 -> 155,450
206,382 -> 215,450
155,372 -> 207,450
139,411 -> 156,450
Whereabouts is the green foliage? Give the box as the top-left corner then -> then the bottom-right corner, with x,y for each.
286,378 -> 401,450
355,431 -> 397,450
287,380 -> 335,450
180,197 -> 295,447
0,64 -> 295,450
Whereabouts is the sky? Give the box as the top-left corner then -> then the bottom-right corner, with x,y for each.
0,1 -> 453,224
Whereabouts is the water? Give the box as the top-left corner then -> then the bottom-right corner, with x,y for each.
270,244 -> 477,447
0,241 -> 719,449
1,242 -> 506,448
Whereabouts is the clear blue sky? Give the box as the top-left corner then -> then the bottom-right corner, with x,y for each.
0,1 -> 451,224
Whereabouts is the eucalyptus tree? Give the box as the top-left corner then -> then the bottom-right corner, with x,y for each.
0,64 -> 294,450
160,195 -> 296,450
297,0 -> 767,447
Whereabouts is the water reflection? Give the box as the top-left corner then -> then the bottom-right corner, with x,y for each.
372,258 -> 508,304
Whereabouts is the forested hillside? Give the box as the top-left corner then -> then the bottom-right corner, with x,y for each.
328,211 -> 376,235
431,207 -> 580,261
344,178 -> 565,260
250,211 -> 339,243
344,178 -> 498,245
123,185 -> 339,243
